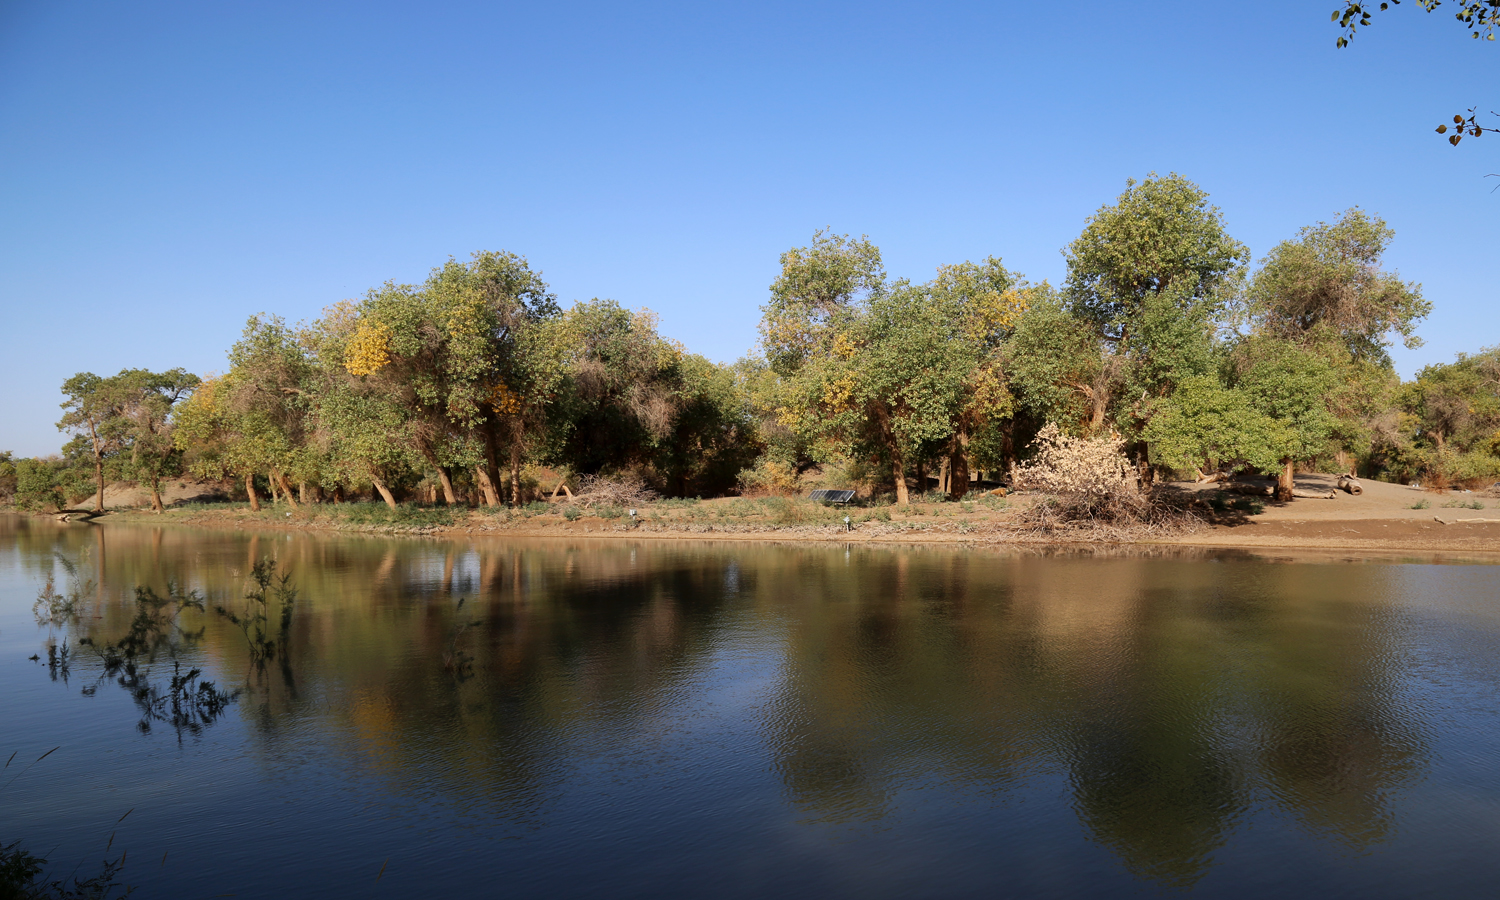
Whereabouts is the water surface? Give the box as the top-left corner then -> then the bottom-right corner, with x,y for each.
3,516 -> 1500,898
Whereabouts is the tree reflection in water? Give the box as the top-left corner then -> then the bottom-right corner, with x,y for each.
5,516 -> 1439,890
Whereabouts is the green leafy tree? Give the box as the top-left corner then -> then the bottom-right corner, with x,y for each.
1232,338 -> 1340,500
346,281 -> 475,503
1004,288 -> 1119,436
654,352 -> 761,497
224,315 -> 316,505
1061,174 -> 1248,470
1248,209 -> 1429,365
1400,346 -> 1500,483
1142,376 -> 1281,477
1247,209 -> 1429,471
174,318 -> 309,511
761,229 -> 885,376
297,301 -> 421,508
174,375 -> 287,510
0,451 -> 15,504
425,252 -> 559,506
760,233 -> 1024,503
338,252 -> 560,506
58,372 -> 126,511
1064,174 -> 1248,343
777,281 -> 977,505
115,368 -> 200,511
549,301 -> 693,484
58,368 -> 197,511
927,258 -> 1029,495
14,457 -> 64,510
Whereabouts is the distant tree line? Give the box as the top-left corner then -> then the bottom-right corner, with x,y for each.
2,174 -> 1497,512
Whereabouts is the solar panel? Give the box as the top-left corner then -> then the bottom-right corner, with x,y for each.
807,489 -> 856,504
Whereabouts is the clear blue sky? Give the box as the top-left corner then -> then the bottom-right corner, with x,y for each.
1,0 -> 1494,457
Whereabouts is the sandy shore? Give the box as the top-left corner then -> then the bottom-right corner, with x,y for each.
59,472 -> 1500,557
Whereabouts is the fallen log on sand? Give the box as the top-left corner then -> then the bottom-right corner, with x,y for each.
1434,516 -> 1500,525
1337,475 -> 1363,495
1292,489 -> 1337,500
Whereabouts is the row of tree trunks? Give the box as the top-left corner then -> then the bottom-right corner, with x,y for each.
903,443 -> 974,502
235,460 -> 535,511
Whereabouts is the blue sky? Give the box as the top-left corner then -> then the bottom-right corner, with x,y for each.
1,0 -> 1495,457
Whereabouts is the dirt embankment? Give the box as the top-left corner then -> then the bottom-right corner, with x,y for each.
57,473 -> 1500,556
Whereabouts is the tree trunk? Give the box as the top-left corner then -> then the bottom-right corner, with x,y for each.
94,457 -> 105,512
435,467 -> 458,506
892,450 -> 910,506
87,417 -> 105,512
475,465 -> 499,508
482,427 -> 504,508
1136,448 -> 1154,489
509,441 -> 523,507
949,448 -> 970,500
245,473 -> 261,511
1276,459 -> 1295,502
268,473 -> 280,504
148,479 -> 164,513
278,473 -> 298,509
370,474 -> 398,510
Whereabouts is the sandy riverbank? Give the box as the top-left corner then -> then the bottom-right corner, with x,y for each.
49,472 -> 1500,557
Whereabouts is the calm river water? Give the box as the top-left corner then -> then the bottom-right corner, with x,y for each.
3,515 -> 1500,898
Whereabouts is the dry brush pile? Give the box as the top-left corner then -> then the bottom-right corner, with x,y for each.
1009,424 -> 1197,535
569,473 -> 659,509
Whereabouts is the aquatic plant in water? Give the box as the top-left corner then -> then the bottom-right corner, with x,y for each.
213,559 -> 297,665
30,559 -> 240,740
84,584 -> 238,738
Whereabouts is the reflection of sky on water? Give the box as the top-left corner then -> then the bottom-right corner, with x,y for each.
2,515 -> 1500,899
